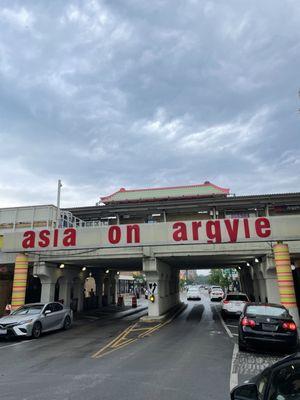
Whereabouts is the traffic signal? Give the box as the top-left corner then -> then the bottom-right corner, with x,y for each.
149,294 -> 155,303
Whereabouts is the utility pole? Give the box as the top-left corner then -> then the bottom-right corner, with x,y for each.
56,179 -> 62,227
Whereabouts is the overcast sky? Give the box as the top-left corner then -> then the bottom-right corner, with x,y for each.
0,0 -> 299,208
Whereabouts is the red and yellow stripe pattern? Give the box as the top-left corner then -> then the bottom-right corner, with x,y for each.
273,243 -> 296,308
11,254 -> 29,310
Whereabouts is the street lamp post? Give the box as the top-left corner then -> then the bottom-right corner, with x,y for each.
56,179 -> 62,227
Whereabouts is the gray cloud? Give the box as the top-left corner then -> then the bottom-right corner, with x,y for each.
0,0 -> 299,207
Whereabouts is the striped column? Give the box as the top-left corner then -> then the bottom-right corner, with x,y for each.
11,253 -> 29,310
273,242 -> 299,323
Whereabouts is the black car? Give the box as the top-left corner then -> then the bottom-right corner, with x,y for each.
231,352 -> 300,399
238,303 -> 298,353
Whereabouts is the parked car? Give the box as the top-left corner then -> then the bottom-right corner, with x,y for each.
238,303 -> 298,353
187,286 -> 201,300
231,352 -> 300,399
210,286 -> 224,301
221,292 -> 249,318
0,302 -> 73,339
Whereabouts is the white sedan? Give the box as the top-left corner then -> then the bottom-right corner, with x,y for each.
210,287 -> 224,301
0,302 -> 72,339
221,292 -> 249,318
187,287 -> 201,300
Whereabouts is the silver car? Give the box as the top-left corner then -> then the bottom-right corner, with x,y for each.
0,302 -> 73,339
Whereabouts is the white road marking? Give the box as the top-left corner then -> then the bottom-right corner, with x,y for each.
0,341 -> 30,350
217,309 -> 233,338
226,324 -> 238,328
230,344 -> 239,391
232,333 -> 238,336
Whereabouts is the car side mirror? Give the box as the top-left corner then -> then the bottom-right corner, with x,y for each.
231,383 -> 259,400
44,310 -> 51,315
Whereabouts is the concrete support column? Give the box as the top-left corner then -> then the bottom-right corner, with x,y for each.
72,278 -> 85,312
103,274 -> 109,306
40,281 -> 56,303
59,279 -> 72,307
252,271 -> 260,302
265,275 -> 280,303
264,257 -> 281,304
273,242 -> 299,324
109,272 -> 117,305
34,261 -> 58,304
258,272 -> 267,303
11,253 -> 29,310
143,257 -> 180,318
94,273 -> 104,308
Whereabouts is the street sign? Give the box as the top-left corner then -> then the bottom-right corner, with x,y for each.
148,282 -> 157,294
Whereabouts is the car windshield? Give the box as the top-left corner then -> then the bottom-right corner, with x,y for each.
11,305 -> 44,316
226,295 -> 248,301
189,288 -> 199,292
246,305 -> 289,318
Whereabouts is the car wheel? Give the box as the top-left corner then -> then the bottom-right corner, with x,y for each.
221,310 -> 227,320
63,316 -> 72,330
32,322 -> 42,339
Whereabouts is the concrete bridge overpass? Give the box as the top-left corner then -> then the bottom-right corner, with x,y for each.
2,214 -> 300,322
1,183 -> 300,323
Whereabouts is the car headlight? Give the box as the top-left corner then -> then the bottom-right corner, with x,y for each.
17,319 -> 34,325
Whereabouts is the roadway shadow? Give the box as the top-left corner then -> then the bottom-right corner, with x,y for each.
186,304 -> 205,322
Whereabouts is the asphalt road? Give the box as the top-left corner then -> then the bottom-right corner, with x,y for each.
0,294 -> 233,400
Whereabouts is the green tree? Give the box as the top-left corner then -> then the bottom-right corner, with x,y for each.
208,269 -> 230,290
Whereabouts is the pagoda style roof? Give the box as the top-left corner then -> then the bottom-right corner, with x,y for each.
100,182 -> 230,204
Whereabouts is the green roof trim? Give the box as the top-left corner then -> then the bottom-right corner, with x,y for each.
101,182 -> 229,203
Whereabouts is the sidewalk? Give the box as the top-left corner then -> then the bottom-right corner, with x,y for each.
75,298 -> 148,322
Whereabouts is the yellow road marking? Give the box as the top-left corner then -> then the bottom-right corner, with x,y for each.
138,324 -> 162,338
111,338 -> 137,349
92,306 -> 185,359
131,327 -> 151,331
91,324 -> 134,358
94,339 -> 138,359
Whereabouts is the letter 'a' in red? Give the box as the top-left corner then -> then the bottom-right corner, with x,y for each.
173,222 -> 188,241
22,231 -> 35,249
63,228 -> 76,247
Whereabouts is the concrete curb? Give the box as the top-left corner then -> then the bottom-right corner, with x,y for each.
140,302 -> 187,323
110,306 -> 148,320
76,305 -> 148,323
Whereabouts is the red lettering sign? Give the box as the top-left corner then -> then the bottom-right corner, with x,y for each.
224,219 -> 239,243
206,221 -> 221,243
255,217 -> 271,238
38,230 -> 50,248
243,219 -> 250,238
22,230 -> 35,249
192,221 -> 202,240
62,228 -> 76,246
108,226 -> 121,244
127,225 -> 140,243
173,222 -> 188,241
22,228 -> 77,249
19,217 -> 272,250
